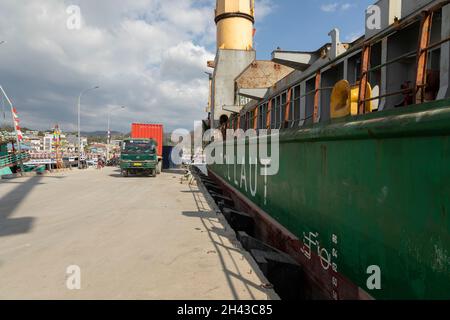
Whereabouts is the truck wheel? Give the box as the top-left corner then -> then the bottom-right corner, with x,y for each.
151,169 -> 157,177
156,161 -> 162,174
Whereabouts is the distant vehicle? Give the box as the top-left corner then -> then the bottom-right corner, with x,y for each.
120,138 -> 158,177
62,156 -> 78,168
131,123 -> 163,174
86,159 -> 97,167
76,155 -> 88,169
106,157 -> 120,167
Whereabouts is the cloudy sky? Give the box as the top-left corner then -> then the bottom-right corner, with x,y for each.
0,0 -> 371,133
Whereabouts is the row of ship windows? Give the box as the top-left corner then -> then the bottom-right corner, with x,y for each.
226,10 -> 448,132
229,85 -> 315,131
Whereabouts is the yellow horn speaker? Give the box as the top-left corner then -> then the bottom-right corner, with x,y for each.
331,80 -> 373,119
330,80 -> 351,118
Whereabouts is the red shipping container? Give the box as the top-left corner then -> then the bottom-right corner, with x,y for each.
131,123 -> 164,157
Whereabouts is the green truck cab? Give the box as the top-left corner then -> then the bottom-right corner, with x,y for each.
120,138 -> 159,177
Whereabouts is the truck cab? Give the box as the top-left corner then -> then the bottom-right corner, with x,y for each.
120,138 -> 158,177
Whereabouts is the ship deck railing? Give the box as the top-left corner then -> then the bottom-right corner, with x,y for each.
0,152 -> 30,169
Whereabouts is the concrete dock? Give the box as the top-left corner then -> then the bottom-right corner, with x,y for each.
0,167 -> 276,300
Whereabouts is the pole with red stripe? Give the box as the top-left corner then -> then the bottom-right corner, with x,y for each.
0,85 -> 25,173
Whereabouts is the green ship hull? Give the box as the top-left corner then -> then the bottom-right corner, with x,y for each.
208,100 -> 450,300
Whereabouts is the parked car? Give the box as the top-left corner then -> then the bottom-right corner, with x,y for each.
86,159 -> 98,167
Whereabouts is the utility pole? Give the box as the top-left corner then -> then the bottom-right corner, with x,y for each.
77,86 -> 99,169
106,106 -> 125,161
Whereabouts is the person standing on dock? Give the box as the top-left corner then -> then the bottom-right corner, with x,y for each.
97,155 -> 103,170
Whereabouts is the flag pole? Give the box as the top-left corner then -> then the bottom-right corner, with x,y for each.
0,85 -> 25,174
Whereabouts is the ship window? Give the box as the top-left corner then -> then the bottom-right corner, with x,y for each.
427,48 -> 441,101
274,95 -> 282,128
261,103 -> 268,129
426,11 -> 442,101
245,112 -> 250,130
271,97 -> 276,129
385,21 -> 420,109
292,85 -> 301,127
280,92 -> 287,129
305,78 -> 315,125
368,41 -> 382,111
322,63 -> 344,122
272,96 -> 277,129
251,109 -> 257,129
257,104 -> 263,129
278,95 -> 283,128
257,105 -> 261,129
252,110 -> 256,129
347,53 -> 361,85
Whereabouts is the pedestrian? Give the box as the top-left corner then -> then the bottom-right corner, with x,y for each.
97,155 -> 103,170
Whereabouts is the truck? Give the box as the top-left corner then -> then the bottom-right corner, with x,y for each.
120,138 -> 159,177
119,124 -> 164,177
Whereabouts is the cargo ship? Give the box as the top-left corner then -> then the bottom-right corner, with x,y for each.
204,0 -> 450,299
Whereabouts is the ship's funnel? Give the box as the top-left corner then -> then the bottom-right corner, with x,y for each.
215,0 -> 255,50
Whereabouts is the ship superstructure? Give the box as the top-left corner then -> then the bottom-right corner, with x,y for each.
205,0 -> 450,299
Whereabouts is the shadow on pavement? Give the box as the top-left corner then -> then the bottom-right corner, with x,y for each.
163,169 -> 187,175
109,174 -> 157,178
181,185 -> 270,300
0,176 -> 64,237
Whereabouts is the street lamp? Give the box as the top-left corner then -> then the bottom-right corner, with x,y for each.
106,105 -> 126,160
77,86 -> 99,169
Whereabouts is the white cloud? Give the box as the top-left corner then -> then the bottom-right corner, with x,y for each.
0,0 -> 275,133
0,0 -> 216,133
255,0 -> 275,20
341,3 -> 353,11
321,3 -> 339,12
321,2 -> 354,13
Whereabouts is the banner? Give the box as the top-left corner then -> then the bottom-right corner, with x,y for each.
12,107 -> 23,142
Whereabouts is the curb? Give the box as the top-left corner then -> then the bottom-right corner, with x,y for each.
1,168 -> 72,180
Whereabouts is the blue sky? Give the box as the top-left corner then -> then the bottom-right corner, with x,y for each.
252,0 -> 374,59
